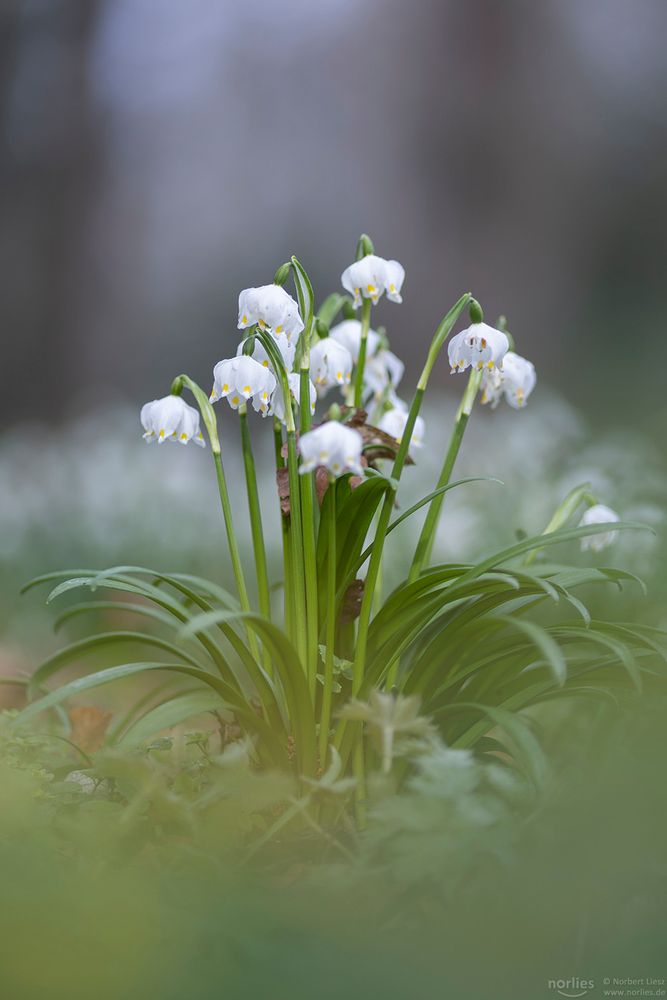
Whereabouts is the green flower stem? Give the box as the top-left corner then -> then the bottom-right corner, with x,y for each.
352,739 -> 367,829
334,294 -> 472,777
254,330 -> 308,670
213,451 -> 260,662
318,477 -> 337,767
353,297 -> 372,408
299,367 -> 320,696
524,483 -> 594,567
171,373 -> 261,661
238,405 -> 271,622
351,294 -> 472,695
408,367 -> 482,581
274,419 -> 294,643
286,428 -> 308,670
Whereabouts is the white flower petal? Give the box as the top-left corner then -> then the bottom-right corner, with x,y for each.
378,408 -> 425,449
139,395 -> 204,448
310,338 -> 353,393
340,254 -> 405,308
448,323 -> 509,374
237,283 -> 303,338
329,320 -> 381,362
299,422 -> 364,478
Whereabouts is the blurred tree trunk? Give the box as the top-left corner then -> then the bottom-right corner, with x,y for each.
0,0 -> 106,423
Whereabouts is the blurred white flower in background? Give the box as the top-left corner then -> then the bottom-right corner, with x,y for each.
329,319 -> 382,362
270,372 -> 316,423
378,405 -> 425,450
362,350 -> 405,402
299,421 -> 364,477
579,503 -> 620,552
481,352 -> 537,409
310,338 -> 353,392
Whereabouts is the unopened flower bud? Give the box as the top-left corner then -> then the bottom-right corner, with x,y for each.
315,317 -> 329,339
273,262 -> 292,287
356,233 -> 375,260
469,298 -> 484,324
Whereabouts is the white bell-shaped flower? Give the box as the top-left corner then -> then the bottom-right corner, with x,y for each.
270,372 -> 317,423
329,319 -> 381,362
299,421 -> 364,478
141,395 -> 205,447
579,504 -> 620,553
310,338 -> 353,392
210,355 -> 276,414
362,349 -> 405,400
481,352 -> 537,409
237,332 -> 295,373
448,322 -> 509,374
237,284 -> 304,340
384,259 -> 406,303
378,405 -> 425,450
341,255 -> 405,308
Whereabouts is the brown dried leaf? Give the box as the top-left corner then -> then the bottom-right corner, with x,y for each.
276,466 -> 291,517
69,706 -> 112,754
341,579 -> 365,623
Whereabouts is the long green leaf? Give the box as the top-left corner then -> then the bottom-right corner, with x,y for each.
13,661 -> 288,766
179,610 -> 316,775
28,631 -> 208,698
117,690 -> 223,747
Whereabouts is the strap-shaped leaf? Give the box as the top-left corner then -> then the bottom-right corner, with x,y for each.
179,609 -> 316,775
117,689 -> 223,747
291,255 -> 314,329
13,661 -> 288,767
443,702 -> 548,789
28,631 -> 208,698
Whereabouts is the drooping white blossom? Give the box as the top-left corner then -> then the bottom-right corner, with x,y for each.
341,255 -> 405,308
236,331 -> 295,373
140,395 -> 205,447
270,372 -> 317,423
329,319 -> 381,362
481,352 -> 537,409
310,338 -> 353,392
378,405 -> 425,449
362,349 -> 405,400
448,323 -> 509,374
210,356 -> 276,414
579,504 -> 620,553
383,260 -> 406,304
299,421 -> 365,478
237,284 -> 304,340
